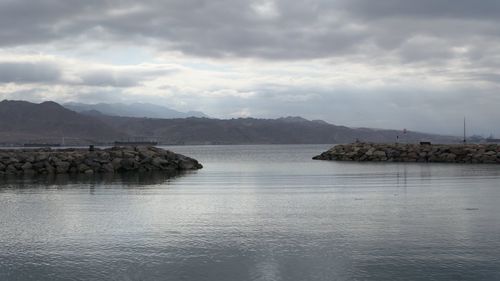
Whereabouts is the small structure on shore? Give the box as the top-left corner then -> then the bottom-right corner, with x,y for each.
114,137 -> 159,146
313,143 -> 500,164
0,146 -> 202,176
114,141 -> 159,146
486,138 -> 500,143
23,143 -> 61,148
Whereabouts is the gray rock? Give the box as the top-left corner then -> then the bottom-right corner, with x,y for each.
152,157 -> 168,167
121,158 -> 138,170
44,162 -> 55,174
21,162 -> 33,170
101,163 -> 115,173
36,154 -> 48,162
112,158 -> 123,169
78,164 -> 90,173
313,143 -> 500,164
55,161 -> 70,173
6,164 -> 18,174
0,146 -> 202,176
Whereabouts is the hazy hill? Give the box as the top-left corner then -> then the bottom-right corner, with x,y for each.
0,100 -> 124,145
64,102 -> 208,119
0,100 -> 460,145
96,115 -> 460,145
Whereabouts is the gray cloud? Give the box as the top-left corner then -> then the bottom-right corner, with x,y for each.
0,0 -> 103,46
78,68 -> 172,88
0,88 -> 50,102
2,0 -> 500,136
0,60 -> 171,87
173,85 -> 500,136
2,0 -> 499,63
0,62 -> 61,83
79,71 -> 140,88
340,0 -> 500,20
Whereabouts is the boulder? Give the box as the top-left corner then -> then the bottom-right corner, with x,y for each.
21,162 -> 33,171
152,157 -> 169,167
78,163 -> 91,173
55,161 -> 71,173
101,163 -> 115,173
121,158 -> 138,170
5,164 -> 18,174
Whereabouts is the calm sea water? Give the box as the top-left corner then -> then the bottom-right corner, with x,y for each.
1,144 -> 500,281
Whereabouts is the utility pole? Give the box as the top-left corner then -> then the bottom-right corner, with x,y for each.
463,117 -> 466,144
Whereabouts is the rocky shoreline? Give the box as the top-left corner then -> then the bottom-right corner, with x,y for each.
0,146 -> 202,176
313,143 -> 500,164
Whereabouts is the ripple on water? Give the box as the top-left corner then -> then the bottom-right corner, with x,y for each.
1,145 -> 500,281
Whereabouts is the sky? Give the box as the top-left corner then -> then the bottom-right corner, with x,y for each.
1,0 -> 500,136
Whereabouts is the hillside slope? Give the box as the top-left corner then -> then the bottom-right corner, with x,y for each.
0,100 -> 125,145
64,102 -> 208,119
0,100 -> 460,145
97,115 -> 460,145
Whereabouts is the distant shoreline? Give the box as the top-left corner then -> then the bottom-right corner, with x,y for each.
0,141 -> 476,149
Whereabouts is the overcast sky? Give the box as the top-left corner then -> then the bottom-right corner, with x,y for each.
1,0 -> 500,136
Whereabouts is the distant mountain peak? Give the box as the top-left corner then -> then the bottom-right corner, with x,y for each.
40,100 -> 65,109
277,116 -> 331,125
0,100 -> 460,146
311,119 -> 330,125
277,116 -> 310,123
81,109 -> 104,116
63,102 -> 208,119
0,100 -> 125,145
40,101 -> 59,105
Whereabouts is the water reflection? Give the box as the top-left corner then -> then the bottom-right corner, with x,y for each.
1,145 -> 500,281
0,170 -> 195,189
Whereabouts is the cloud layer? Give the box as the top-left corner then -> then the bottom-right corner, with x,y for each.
1,0 -> 500,135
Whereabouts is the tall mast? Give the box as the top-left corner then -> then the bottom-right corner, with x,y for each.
463,117 -> 466,144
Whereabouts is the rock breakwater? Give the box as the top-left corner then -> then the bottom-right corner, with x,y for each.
313,143 -> 500,164
0,146 -> 202,176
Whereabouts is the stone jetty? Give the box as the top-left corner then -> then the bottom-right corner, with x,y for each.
0,146 -> 202,176
313,143 -> 500,164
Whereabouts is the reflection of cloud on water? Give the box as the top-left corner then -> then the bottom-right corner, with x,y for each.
251,256 -> 282,281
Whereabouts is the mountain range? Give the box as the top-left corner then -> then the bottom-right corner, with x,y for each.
0,100 -> 460,145
64,102 -> 208,119
0,100 -> 124,145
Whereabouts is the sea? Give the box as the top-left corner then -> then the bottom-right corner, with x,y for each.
1,144 -> 500,281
